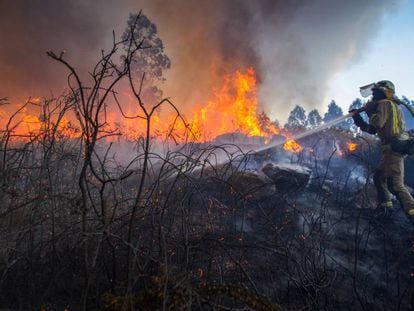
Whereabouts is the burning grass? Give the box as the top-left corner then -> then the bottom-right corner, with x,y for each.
1,68 -> 301,152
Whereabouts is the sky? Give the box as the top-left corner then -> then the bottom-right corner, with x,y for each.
0,0 -> 413,124
326,0 -> 414,112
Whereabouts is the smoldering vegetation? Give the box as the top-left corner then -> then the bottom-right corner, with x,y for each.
1,101 -> 414,310
1,11 -> 414,311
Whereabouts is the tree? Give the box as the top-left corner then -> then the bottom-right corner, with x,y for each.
348,98 -> 364,111
324,100 -> 343,122
401,96 -> 414,130
122,13 -> 171,104
324,100 -> 347,129
273,118 -> 281,129
285,105 -> 306,131
306,109 -> 322,128
45,13 -> 187,306
257,111 -> 281,135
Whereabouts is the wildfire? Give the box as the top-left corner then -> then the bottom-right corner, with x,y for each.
283,139 -> 302,153
6,113 -> 80,140
185,67 -> 279,141
20,115 -> 42,134
347,142 -> 358,152
1,68 -> 306,153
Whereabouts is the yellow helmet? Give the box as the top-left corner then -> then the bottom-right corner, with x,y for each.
360,80 -> 395,99
372,80 -> 395,94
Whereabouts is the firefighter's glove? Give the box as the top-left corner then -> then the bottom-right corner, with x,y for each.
352,113 -> 376,134
351,112 -> 365,127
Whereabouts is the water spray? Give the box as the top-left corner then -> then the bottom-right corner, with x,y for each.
179,111 -> 359,178
252,112 -> 355,154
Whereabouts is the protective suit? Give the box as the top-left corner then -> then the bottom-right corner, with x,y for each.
352,81 -> 414,220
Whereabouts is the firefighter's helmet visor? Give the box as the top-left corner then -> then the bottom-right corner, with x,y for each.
360,83 -> 375,98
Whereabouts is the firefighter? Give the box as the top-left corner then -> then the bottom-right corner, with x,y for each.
350,80 -> 414,220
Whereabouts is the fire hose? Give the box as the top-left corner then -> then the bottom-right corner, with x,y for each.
253,102 -> 413,156
349,101 -> 414,156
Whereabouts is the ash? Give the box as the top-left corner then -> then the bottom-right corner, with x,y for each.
1,128 -> 414,310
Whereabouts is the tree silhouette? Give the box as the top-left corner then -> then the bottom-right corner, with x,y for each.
401,96 -> 414,130
122,13 -> 171,104
324,100 -> 343,122
324,100 -> 347,129
306,109 -> 322,128
285,105 -> 306,131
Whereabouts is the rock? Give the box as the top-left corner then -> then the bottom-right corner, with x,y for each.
262,163 -> 311,191
228,170 -> 275,200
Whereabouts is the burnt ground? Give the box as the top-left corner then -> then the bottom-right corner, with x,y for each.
0,129 -> 413,310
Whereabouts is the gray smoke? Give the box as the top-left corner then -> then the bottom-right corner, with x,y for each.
0,0 -> 110,101
0,0 -> 403,121
253,0 -> 402,120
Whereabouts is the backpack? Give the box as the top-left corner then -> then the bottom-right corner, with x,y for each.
390,97 -> 414,155
390,137 -> 414,155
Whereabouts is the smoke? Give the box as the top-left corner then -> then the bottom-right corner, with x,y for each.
143,0 -> 402,121
0,0 -> 403,121
253,0 -> 402,120
0,0 -> 111,102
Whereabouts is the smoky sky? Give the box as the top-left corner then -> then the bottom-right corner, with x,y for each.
0,0 -> 403,120
0,0 -> 110,100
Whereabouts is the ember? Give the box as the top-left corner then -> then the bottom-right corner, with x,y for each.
347,141 -> 358,152
283,139 -> 303,153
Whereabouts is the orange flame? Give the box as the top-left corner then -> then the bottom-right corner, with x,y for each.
347,142 -> 358,152
2,68 -> 305,152
96,68 -> 280,143
28,97 -> 42,105
8,113 -> 80,141
185,67 -> 279,141
283,139 -> 302,153
20,115 -> 42,134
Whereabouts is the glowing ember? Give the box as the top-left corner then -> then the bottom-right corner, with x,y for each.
283,139 -> 302,153
196,268 -> 204,279
347,142 -> 358,152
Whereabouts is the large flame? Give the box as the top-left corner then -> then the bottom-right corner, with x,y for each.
102,67 -> 281,143
185,67 -> 279,141
1,68 -> 303,153
10,114 -> 80,140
